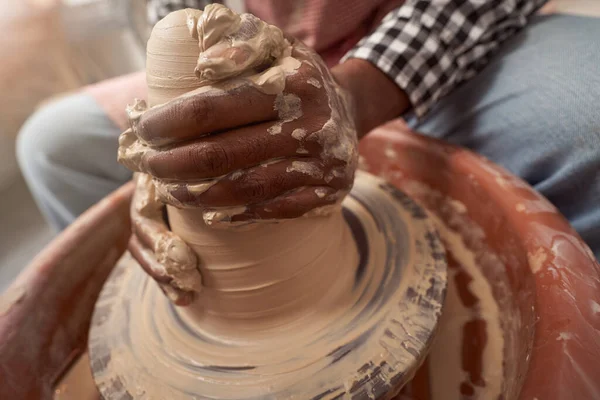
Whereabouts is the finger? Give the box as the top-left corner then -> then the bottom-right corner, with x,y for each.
128,234 -> 170,284
131,174 -> 202,293
130,173 -> 163,217
144,117 -> 328,179
128,235 -> 194,306
158,158 -> 349,208
136,84 -> 278,146
132,216 -> 201,292
230,185 -> 341,222
161,283 -> 195,306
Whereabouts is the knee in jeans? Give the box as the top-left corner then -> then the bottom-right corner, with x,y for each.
17,95 -> 87,176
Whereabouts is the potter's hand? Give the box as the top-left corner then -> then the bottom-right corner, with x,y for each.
128,173 -> 201,305
120,4 -> 410,305
121,44 -> 359,221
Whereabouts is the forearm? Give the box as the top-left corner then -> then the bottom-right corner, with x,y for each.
331,59 -> 410,139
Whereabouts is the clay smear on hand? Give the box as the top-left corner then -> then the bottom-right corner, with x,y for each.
119,4 -> 357,226
119,5 -> 304,215
115,4 -> 360,322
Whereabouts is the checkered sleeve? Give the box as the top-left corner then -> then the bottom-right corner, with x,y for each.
147,0 -> 219,26
342,0 -> 548,118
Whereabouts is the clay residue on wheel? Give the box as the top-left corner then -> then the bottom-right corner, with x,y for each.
89,172 -> 447,400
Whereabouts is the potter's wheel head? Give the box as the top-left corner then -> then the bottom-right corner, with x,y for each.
89,171 -> 447,399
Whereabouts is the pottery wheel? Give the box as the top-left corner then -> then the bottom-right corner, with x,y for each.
89,172 -> 447,399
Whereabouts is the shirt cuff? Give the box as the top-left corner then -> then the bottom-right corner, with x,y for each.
341,19 -> 458,119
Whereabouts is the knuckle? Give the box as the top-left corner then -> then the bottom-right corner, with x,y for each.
241,137 -> 268,163
189,95 -> 216,128
288,76 -> 317,98
302,117 -> 332,149
287,66 -> 319,92
295,85 -> 328,111
238,174 -> 269,201
309,116 -> 331,133
299,60 -> 319,77
195,143 -> 231,175
272,171 -> 292,190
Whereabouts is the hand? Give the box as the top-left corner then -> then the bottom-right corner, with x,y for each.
121,40 -> 359,222
119,4 -> 411,305
120,28 -> 361,303
127,173 -> 201,305
121,57 -> 410,305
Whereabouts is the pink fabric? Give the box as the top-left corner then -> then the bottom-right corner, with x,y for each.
245,0 -> 404,67
84,71 -> 147,130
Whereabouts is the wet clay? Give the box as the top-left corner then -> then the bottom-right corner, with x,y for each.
144,5 -> 299,104
117,5 -> 359,304
106,5 -> 447,398
167,207 -> 359,339
53,353 -> 98,400
118,5 -> 364,334
362,148 -> 511,400
426,208 -> 504,400
89,173 -> 447,399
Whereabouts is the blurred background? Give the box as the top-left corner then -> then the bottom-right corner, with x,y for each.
0,0 -> 598,293
0,0 -> 148,293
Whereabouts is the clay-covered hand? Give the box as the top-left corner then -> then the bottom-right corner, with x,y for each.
118,5 -> 360,305
119,31 -> 358,222
127,173 -> 202,305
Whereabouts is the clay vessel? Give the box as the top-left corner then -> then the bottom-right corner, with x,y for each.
1,122 -> 598,399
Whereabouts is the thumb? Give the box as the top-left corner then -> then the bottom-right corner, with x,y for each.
195,42 -> 255,81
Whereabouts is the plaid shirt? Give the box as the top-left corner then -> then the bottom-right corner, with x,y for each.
147,0 -> 547,118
